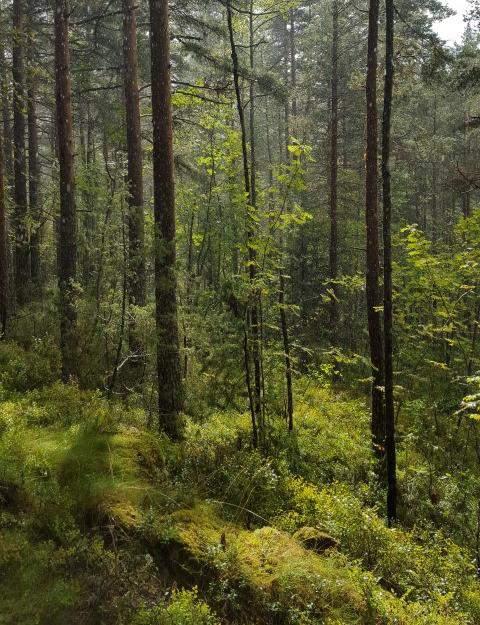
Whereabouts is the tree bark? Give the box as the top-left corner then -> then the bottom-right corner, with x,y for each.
55,0 -> 77,381
0,124 -> 7,337
382,0 -> 397,523
365,0 -> 385,453
226,0 -> 263,447
12,0 -> 29,305
329,0 -> 339,342
149,0 -> 184,439
289,8 -> 297,122
123,0 -> 146,320
1,46 -> 13,189
279,268 -> 294,430
431,97 -> 438,242
248,1 -> 264,439
27,3 -> 40,284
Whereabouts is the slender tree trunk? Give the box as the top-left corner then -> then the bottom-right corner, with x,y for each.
365,0 -> 385,454
123,0 -> 146,333
279,267 -> 294,429
55,0 -> 77,381
289,8 -> 297,122
431,96 -> 437,242
226,0 -> 262,447
249,2 -> 264,440
462,113 -> 471,219
12,0 -> 29,305
149,0 -> 184,439
27,3 -> 40,284
329,0 -> 339,342
0,124 -> 7,337
1,47 -> 13,189
382,0 -> 397,523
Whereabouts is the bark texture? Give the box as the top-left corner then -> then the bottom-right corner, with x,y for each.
329,0 -> 339,339
149,0 -> 184,438
382,0 -> 397,522
55,0 -> 77,380
0,125 -> 7,336
365,0 -> 385,452
27,3 -> 40,283
123,0 -> 146,313
12,0 -> 29,304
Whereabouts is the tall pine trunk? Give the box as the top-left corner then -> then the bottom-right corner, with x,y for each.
365,0 -> 385,454
248,1 -> 264,439
0,124 -> 7,337
382,0 -> 397,523
27,3 -> 40,284
55,0 -> 77,381
123,0 -> 146,330
1,46 -> 13,189
12,0 -> 29,305
329,0 -> 339,342
149,0 -> 184,439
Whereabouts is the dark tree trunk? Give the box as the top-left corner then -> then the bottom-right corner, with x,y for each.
226,0 -> 263,447
431,97 -> 437,241
149,0 -> 184,439
248,1 -> 264,439
382,0 -> 397,523
27,4 -> 40,284
279,268 -> 294,430
462,113 -> 471,219
1,47 -> 13,188
0,125 -> 7,337
329,0 -> 339,342
289,8 -> 297,121
12,0 -> 29,305
365,0 -> 385,453
123,0 -> 146,320
55,0 -> 77,381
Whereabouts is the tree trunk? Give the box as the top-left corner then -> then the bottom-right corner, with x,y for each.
279,267 -> 294,430
123,0 -> 146,323
382,0 -> 397,523
329,0 -> 339,342
55,0 -> 77,381
431,96 -> 437,241
27,3 -> 40,284
0,124 -> 7,337
248,1 -> 264,439
365,0 -> 385,454
149,0 -> 184,439
1,46 -> 13,188
289,8 -> 297,122
12,0 -> 29,305
226,0 -> 263,447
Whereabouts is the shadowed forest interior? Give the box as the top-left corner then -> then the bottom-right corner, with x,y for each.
2,0 -> 480,623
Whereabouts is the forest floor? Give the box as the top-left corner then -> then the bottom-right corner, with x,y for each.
0,341 -> 479,624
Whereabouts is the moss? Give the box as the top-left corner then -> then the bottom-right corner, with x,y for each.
1,383 -> 479,625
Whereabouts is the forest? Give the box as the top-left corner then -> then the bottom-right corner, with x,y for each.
1,0 -> 480,623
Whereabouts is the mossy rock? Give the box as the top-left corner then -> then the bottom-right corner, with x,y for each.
293,526 -> 339,553
157,506 -> 367,623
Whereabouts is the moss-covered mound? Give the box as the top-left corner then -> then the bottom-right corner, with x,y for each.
0,380 -> 479,624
